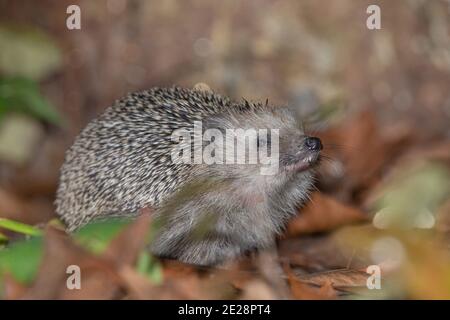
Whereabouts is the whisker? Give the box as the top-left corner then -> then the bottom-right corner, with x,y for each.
319,155 -> 336,163
322,143 -> 362,152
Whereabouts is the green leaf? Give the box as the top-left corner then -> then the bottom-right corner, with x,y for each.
136,251 -> 163,284
0,218 -> 42,236
0,77 -> 61,124
0,232 -> 8,244
0,236 -> 43,284
74,218 -> 132,254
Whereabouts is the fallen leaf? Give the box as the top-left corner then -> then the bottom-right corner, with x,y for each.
286,192 -> 368,236
103,211 -> 152,268
2,274 -> 28,300
239,280 -> 279,300
318,111 -> 413,200
162,259 -> 199,279
284,264 -> 337,300
0,188 -> 54,225
22,226 -> 120,299
295,269 -> 369,289
279,235 -> 370,272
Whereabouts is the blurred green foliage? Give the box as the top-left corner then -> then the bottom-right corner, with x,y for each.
0,218 -> 43,237
373,162 -> 450,229
74,218 -> 132,254
0,77 -> 61,125
0,25 -> 61,81
0,217 -> 162,296
136,251 -> 163,284
0,236 -> 43,285
337,160 -> 450,298
0,25 -> 62,124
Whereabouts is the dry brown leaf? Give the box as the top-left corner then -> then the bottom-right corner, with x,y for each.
398,141 -> 450,167
255,249 -> 291,299
22,213 -> 153,299
3,274 -> 28,300
279,235 -> 370,272
119,266 -> 209,299
121,262 -> 214,299
103,210 -> 152,268
295,269 -> 369,289
319,111 -> 413,198
119,266 -> 159,299
60,271 -> 122,300
317,279 -> 338,298
65,213 -> 155,299
286,192 -> 368,236
436,199 -> 450,235
22,226 -> 121,300
0,188 -> 54,225
239,280 -> 279,300
162,259 -> 199,279
341,111 -> 395,188
221,259 -> 257,291
284,265 -> 337,300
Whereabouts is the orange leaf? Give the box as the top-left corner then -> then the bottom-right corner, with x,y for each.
286,192 -> 368,236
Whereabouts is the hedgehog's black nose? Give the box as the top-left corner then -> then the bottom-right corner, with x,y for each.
304,137 -> 322,151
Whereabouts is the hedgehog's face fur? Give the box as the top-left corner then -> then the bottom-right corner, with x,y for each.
199,106 -> 322,187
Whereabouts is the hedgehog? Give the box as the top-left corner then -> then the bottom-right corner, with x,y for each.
55,86 -> 322,266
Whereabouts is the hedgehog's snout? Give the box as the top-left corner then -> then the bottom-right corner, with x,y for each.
300,136 -> 322,162
280,135 -> 322,172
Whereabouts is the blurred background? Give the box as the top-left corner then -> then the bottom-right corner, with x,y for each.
0,0 -> 450,299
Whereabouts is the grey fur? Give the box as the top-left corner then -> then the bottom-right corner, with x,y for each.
55,87 -> 320,266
